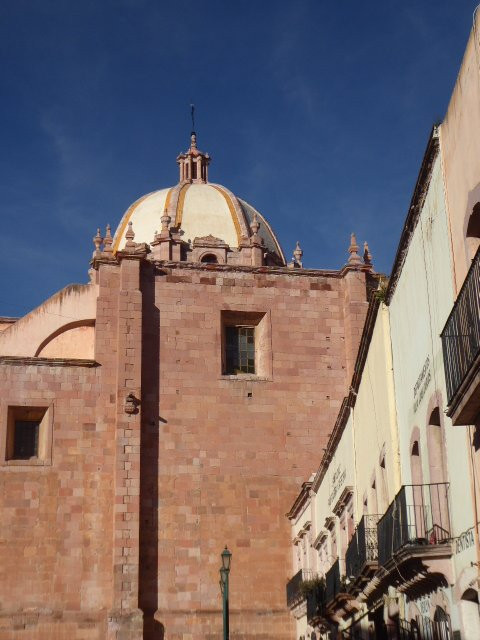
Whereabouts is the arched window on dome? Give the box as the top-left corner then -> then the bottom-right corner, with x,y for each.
200,253 -> 218,264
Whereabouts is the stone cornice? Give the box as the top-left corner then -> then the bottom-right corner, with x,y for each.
153,260 -> 344,279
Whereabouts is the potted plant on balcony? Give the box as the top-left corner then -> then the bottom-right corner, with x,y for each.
299,575 -> 326,598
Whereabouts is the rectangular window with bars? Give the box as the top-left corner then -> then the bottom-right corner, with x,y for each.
225,326 -> 255,374
12,420 -> 40,459
2,404 -> 51,465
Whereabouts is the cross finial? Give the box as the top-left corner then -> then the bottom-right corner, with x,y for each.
190,103 -> 195,133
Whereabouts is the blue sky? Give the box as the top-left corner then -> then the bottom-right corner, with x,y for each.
1,0 -> 478,316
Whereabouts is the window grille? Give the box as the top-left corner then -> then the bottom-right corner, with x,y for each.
225,326 -> 255,374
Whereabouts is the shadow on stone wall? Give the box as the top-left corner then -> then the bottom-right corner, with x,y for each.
139,264 -> 162,640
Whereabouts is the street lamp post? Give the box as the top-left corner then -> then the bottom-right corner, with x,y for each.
219,546 -> 232,640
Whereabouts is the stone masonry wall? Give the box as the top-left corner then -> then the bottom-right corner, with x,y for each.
139,263 -> 368,640
0,360 -> 114,640
0,260 -> 369,640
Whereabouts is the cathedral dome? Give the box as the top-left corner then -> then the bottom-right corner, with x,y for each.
113,133 -> 286,266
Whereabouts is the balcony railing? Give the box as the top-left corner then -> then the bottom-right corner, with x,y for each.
306,582 -> 326,623
345,514 -> 380,580
441,246 -> 480,405
341,617 -> 452,640
286,568 -> 315,607
377,483 -> 450,567
325,559 -> 341,604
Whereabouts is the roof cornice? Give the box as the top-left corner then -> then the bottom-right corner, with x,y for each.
286,481 -> 313,520
385,126 -> 440,304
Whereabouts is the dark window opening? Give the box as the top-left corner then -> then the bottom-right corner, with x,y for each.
466,202 -> 480,259
467,203 -> 480,239
473,425 -> 480,452
5,405 -> 49,462
225,326 -> 255,374
429,406 -> 441,426
191,162 -> 197,179
13,420 -> 39,459
201,253 -> 218,264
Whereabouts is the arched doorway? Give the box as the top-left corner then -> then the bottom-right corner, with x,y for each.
432,605 -> 451,640
426,406 -> 449,540
459,588 -> 480,640
427,407 -> 447,484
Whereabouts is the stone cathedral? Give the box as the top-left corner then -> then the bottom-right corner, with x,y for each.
0,133 -> 375,640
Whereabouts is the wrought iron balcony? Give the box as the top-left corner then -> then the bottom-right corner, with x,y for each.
306,581 -> 326,624
441,246 -> 480,423
286,568 -> 315,607
325,559 -> 341,604
377,483 -> 450,567
324,559 -> 359,621
345,514 -> 380,587
342,617 -> 452,640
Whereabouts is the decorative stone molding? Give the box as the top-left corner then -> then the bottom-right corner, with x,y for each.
193,234 -> 228,247
190,235 -> 229,264
313,529 -> 328,550
332,486 -> 353,516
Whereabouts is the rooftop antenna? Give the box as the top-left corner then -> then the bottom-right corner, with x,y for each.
190,103 -> 195,133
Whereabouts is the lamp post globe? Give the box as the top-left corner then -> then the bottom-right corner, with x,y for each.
221,546 -> 232,572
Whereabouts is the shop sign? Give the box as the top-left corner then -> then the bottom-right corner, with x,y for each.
413,356 -> 431,413
328,464 -> 346,506
455,528 -> 475,554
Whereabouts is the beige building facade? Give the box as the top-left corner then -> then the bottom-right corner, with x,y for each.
286,12 -> 480,640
